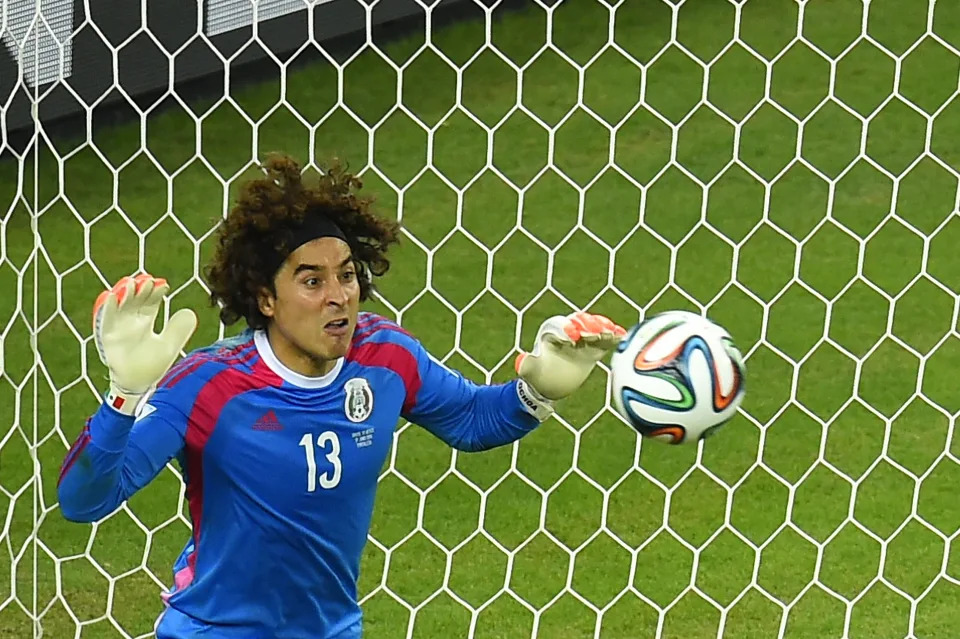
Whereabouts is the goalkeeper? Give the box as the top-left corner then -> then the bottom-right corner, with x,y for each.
57,152 -> 625,639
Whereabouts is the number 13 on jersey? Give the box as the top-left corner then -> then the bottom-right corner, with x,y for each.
298,432 -> 342,491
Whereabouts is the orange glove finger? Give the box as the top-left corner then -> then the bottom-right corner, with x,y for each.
132,273 -> 167,294
563,318 -> 582,341
571,312 -> 626,338
110,276 -> 135,307
514,352 -> 527,373
592,314 -> 627,337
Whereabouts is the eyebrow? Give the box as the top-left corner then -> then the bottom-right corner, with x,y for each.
293,256 -> 354,275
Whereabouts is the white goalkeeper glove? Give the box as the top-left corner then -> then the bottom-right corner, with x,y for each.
515,311 -> 627,420
92,274 -> 198,416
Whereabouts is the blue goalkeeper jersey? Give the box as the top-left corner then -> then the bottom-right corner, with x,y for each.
57,312 -> 542,639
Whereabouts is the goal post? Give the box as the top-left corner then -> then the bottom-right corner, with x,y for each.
2,1 -> 959,637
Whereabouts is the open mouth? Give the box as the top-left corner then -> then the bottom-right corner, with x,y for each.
324,318 -> 350,336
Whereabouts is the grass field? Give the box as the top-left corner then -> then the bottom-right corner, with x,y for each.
3,0 -> 960,636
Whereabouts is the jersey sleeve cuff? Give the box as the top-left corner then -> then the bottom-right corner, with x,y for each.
105,385 -> 148,417
515,379 -> 554,422
89,401 -> 137,453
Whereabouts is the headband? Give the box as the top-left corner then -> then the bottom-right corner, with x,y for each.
267,215 -> 350,277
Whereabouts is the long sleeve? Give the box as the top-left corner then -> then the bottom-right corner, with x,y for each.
57,393 -> 188,522
57,404 -> 184,522
401,346 -> 544,452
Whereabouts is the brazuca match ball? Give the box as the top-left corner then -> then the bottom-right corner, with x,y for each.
610,310 -> 746,445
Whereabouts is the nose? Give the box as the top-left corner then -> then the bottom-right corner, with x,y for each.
326,275 -> 349,308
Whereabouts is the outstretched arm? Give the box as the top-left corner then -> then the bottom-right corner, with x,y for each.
58,273 -> 197,522
401,312 -> 625,452
58,398 -> 187,522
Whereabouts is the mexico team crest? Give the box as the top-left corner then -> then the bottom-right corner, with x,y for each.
344,378 -> 374,423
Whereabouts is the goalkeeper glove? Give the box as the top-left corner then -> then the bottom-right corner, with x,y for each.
515,311 -> 627,420
92,274 -> 198,416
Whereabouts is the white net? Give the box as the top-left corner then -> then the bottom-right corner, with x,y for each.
2,0 -> 959,637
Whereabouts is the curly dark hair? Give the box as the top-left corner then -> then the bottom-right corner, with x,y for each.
203,152 -> 401,329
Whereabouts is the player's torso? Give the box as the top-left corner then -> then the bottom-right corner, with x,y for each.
196,364 -> 400,536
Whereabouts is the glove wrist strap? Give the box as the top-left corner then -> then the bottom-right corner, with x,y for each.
105,384 -> 147,417
516,379 -> 554,422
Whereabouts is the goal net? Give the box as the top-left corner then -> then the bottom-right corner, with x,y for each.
2,0 -> 959,637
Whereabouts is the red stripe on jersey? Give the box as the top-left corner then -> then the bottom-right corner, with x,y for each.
160,341 -> 255,389
160,351 -> 204,385
160,341 -> 256,390
184,362 -> 283,571
355,313 -> 378,329
57,422 -> 91,487
166,339 -> 255,386
160,347 -> 225,388
353,313 -> 409,333
351,323 -> 412,346
351,320 -> 387,340
347,342 -> 422,414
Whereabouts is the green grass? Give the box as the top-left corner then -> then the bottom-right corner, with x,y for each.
3,0 -> 960,637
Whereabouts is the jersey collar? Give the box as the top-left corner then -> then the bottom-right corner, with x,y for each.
254,330 -> 344,389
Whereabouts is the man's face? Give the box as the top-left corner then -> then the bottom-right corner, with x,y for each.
258,237 -> 360,376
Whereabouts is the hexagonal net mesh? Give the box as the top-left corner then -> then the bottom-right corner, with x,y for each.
2,0 -> 960,637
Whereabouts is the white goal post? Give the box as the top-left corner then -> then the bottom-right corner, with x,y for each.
2,1 -> 959,638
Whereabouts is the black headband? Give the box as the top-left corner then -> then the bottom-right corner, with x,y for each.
267,215 -> 350,277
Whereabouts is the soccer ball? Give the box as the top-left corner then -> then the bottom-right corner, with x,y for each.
610,310 -> 746,445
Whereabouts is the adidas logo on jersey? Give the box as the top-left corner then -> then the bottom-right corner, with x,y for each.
252,410 -> 283,431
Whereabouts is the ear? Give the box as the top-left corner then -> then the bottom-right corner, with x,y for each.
257,286 -> 276,318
